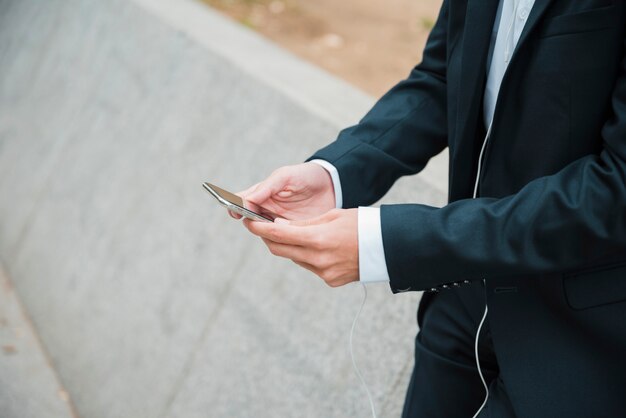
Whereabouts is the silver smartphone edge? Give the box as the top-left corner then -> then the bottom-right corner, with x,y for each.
202,183 -> 273,223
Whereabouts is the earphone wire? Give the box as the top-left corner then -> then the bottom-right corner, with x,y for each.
471,118 -> 493,418
471,304 -> 489,418
350,282 -> 377,418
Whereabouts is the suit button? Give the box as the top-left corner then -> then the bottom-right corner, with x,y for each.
429,287 -> 439,293
441,284 -> 450,290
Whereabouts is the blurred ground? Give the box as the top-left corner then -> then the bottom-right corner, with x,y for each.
202,0 -> 443,97
0,0 -> 448,416
0,265 -> 75,418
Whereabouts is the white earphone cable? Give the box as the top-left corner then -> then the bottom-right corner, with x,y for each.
471,118 -> 493,417
349,282 -> 377,418
471,304 -> 490,418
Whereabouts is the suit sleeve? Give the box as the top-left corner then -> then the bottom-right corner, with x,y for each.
382,33 -> 626,293
307,0 -> 450,208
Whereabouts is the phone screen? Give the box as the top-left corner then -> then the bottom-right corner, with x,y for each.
202,182 -> 277,222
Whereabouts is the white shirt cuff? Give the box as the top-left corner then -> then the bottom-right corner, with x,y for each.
309,159 -> 342,209
357,207 -> 391,283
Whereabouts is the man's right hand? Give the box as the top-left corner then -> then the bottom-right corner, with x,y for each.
230,162 -> 337,222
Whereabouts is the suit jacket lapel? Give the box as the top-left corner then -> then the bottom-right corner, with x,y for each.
456,0 -> 556,141
510,0 -> 554,61
451,0 -> 555,200
451,0 -> 499,199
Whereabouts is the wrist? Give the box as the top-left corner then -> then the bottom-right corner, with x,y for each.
308,160 -> 343,208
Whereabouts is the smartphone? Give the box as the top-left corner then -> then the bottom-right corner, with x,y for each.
202,182 -> 276,222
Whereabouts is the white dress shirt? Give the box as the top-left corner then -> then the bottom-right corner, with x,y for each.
313,0 -> 537,284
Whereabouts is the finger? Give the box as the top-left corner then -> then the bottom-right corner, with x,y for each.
245,219 -> 313,245
243,218 -> 316,246
228,209 -> 242,220
236,182 -> 260,199
244,199 -> 263,214
245,175 -> 287,205
235,183 -> 265,213
293,260 -> 322,276
293,261 -> 348,288
261,238 -> 312,264
246,189 -> 274,208
288,209 -> 340,227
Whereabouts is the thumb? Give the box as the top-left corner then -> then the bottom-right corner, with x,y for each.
246,176 -> 286,205
246,185 -> 273,205
237,182 -> 260,199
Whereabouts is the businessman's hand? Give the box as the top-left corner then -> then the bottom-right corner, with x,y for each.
243,209 -> 359,287
231,162 -> 336,221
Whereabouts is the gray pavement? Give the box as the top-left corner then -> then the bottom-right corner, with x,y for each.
0,0 -> 448,417
0,264 -> 75,418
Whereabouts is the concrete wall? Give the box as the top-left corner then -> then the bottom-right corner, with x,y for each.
0,0 -> 448,416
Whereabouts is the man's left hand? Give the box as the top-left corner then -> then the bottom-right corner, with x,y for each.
243,209 -> 359,287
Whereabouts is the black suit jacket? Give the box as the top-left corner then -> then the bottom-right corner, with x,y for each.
309,0 -> 626,416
